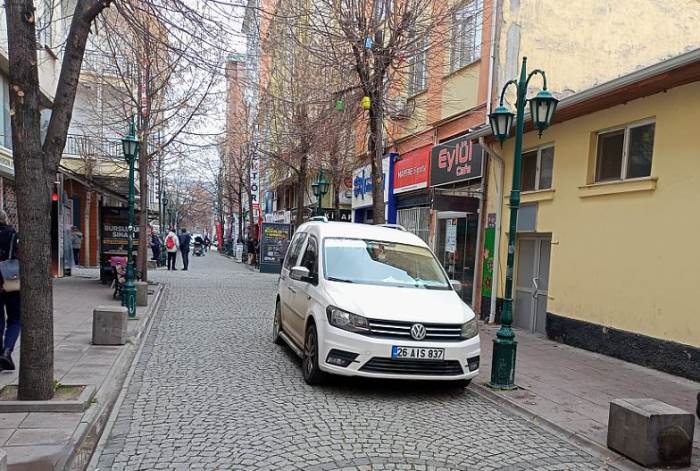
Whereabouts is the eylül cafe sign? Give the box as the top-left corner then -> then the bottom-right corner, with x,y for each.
430,136 -> 484,187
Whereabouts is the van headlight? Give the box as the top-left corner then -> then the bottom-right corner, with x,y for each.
326,306 -> 369,333
460,317 -> 478,339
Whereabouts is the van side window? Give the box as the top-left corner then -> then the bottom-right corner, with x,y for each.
300,236 -> 318,276
283,233 -> 307,270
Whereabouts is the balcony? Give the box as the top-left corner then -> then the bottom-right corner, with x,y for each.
64,134 -> 122,160
82,50 -> 133,78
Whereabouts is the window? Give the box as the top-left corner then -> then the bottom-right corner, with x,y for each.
407,35 -> 428,96
36,0 -> 53,47
299,236 -> 318,276
0,75 -> 11,150
595,121 -> 655,182
520,146 -> 554,191
450,0 -> 482,72
283,232 -> 306,270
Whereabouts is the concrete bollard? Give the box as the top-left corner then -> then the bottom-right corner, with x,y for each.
607,398 -> 695,468
135,281 -> 148,307
92,306 -> 128,345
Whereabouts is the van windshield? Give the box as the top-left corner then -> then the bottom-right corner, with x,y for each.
323,238 -> 450,289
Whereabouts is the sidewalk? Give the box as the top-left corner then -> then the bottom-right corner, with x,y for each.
0,268 -> 162,471
475,323 -> 700,469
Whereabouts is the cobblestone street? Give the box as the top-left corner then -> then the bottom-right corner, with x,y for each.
95,253 -> 619,470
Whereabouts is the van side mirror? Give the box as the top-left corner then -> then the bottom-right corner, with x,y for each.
290,266 -> 312,282
450,280 -> 462,292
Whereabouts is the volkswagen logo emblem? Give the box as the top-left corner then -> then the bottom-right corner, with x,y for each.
410,323 -> 427,341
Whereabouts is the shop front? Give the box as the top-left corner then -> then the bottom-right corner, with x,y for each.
351,155 -> 396,224
394,144 -> 431,244
429,135 -> 484,306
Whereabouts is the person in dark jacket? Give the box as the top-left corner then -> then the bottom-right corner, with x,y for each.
0,210 -> 19,370
150,227 -> 161,267
178,228 -> 192,271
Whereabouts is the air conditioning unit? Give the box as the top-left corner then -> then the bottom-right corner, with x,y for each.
388,96 -> 415,120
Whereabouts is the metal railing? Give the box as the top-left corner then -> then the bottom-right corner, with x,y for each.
64,134 -> 122,160
82,50 -> 132,78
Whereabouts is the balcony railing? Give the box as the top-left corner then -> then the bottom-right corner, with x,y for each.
82,50 -> 133,78
64,134 -> 122,160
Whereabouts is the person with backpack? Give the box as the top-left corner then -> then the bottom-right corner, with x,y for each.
165,228 -> 179,270
178,228 -> 192,271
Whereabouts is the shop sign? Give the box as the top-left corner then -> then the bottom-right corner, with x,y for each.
445,220 -> 457,253
394,145 -> 431,194
338,176 -> 353,205
352,156 -> 389,209
430,137 -> 483,187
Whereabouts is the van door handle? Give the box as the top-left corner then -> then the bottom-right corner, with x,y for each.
288,286 -> 296,294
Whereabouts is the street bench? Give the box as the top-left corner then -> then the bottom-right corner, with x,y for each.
607,398 -> 694,468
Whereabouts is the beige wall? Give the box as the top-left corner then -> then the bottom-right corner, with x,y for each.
486,81 -> 700,347
498,0 -> 700,98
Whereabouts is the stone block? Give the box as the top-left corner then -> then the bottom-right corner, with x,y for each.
607,398 -> 694,468
147,260 -> 157,269
92,306 -> 127,345
135,281 -> 148,307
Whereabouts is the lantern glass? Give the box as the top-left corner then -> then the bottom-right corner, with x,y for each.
122,137 -> 138,160
529,90 -> 558,135
311,181 -> 320,197
319,179 -> 329,195
489,105 -> 514,143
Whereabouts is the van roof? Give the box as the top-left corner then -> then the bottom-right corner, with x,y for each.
297,221 -> 427,247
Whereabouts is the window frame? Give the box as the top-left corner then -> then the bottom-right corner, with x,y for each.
283,232 -> 307,270
449,0 -> 483,73
595,118 -> 656,183
521,144 -> 555,192
299,235 -> 318,277
407,34 -> 429,97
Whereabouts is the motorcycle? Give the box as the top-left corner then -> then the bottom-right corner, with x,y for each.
193,236 -> 204,257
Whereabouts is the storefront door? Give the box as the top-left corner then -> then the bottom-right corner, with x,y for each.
514,236 -> 552,334
436,212 -> 478,305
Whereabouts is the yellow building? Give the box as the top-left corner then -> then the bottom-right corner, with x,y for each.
481,50 -> 700,380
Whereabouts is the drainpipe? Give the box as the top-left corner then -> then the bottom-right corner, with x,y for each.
485,0 -> 500,118
479,137 -> 504,324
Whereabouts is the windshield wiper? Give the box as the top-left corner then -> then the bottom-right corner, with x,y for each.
327,276 -> 354,283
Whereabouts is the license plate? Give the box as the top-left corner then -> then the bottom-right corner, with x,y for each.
391,346 -> 445,360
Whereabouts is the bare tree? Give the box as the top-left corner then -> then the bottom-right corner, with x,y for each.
4,0 -> 238,400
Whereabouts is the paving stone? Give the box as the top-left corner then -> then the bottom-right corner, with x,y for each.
94,255 -> 619,470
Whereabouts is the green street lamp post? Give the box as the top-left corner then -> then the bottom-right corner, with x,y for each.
121,118 -> 140,319
311,169 -> 330,217
488,57 -> 558,389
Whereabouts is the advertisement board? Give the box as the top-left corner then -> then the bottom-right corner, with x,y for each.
259,223 -> 292,274
99,206 -> 141,281
394,145 -> 431,194
430,137 -> 484,187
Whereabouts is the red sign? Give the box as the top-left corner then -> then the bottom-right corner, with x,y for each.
393,145 -> 431,194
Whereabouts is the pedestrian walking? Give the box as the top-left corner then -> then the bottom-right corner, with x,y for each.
178,228 -> 192,271
165,229 -> 179,270
204,235 -> 211,253
70,226 -> 83,266
0,210 -> 20,370
150,227 -> 161,267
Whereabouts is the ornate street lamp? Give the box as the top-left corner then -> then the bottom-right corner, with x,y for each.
487,57 -> 558,389
121,117 -> 139,319
311,169 -> 330,217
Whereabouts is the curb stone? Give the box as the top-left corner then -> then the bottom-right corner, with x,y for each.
470,381 -> 644,471
57,283 -> 166,471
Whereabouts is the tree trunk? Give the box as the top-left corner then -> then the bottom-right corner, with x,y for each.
6,0 -> 55,401
136,136 -> 149,282
368,100 -> 386,224
295,154 -> 307,227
